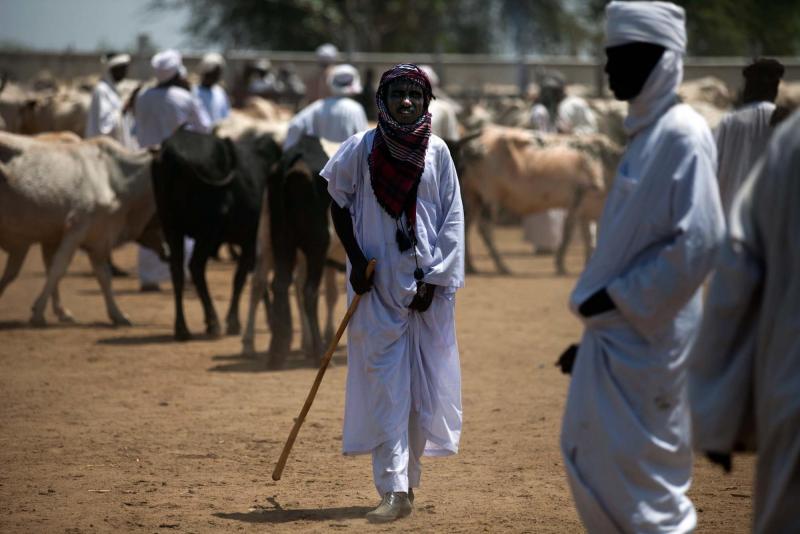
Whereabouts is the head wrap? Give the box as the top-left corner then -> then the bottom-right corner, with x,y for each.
315,43 -> 339,64
624,49 -> 683,136
199,52 -> 225,74
368,64 -> 434,251
327,64 -> 362,97
743,58 -> 784,83
103,53 -> 131,69
605,1 -> 687,53
151,49 -> 187,83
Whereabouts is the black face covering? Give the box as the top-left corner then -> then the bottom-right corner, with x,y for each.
605,42 -> 666,101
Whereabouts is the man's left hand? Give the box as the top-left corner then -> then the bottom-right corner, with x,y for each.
409,283 -> 436,312
578,288 -> 616,317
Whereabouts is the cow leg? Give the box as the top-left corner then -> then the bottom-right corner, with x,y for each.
477,216 -> 512,275
323,265 -> 338,345
87,248 -> 131,326
555,188 -> 586,276
30,219 -> 89,326
268,249 -> 296,366
463,194 -> 479,275
225,244 -> 254,336
41,243 -> 74,323
167,234 -> 191,341
295,253 -> 313,355
0,244 -> 30,300
241,248 -> 272,357
188,240 -> 221,338
301,248 -> 325,362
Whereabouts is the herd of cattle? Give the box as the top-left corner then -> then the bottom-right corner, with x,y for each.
1,71 -> 799,366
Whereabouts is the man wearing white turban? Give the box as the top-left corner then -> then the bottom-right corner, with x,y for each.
558,2 -> 725,532
193,52 -> 231,125
132,49 -> 212,291
85,52 -> 135,147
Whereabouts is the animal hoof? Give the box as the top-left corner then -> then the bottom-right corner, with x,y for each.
206,323 -> 222,338
241,340 -> 256,358
56,311 -> 76,324
175,329 -> 192,342
113,315 -> 133,327
266,352 -> 287,370
30,315 -> 47,327
226,322 -> 241,336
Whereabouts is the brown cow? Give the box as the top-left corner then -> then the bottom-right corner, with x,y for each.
457,125 -> 622,275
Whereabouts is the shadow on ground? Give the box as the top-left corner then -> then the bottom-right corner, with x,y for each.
213,504 -> 371,524
207,348 -> 347,373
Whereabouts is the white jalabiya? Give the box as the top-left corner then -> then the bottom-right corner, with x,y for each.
557,95 -> 598,135
714,101 -> 775,217
134,86 -> 212,149
194,84 -> 231,125
283,96 -> 367,150
85,76 -> 136,148
561,50 -> 725,532
524,96 -> 597,253
321,130 -> 464,469
134,85 -> 209,285
428,98 -> 460,141
690,110 -> 800,534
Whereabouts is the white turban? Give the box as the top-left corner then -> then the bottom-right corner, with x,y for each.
419,65 -> 440,88
315,43 -> 339,63
198,52 -> 225,74
327,64 -> 362,97
103,53 -> 131,69
605,1 -> 687,53
151,49 -> 187,83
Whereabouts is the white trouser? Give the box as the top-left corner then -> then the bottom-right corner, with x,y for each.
138,238 -> 194,285
371,409 -> 426,496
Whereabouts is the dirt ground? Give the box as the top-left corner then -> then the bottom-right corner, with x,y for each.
1,227 -> 755,533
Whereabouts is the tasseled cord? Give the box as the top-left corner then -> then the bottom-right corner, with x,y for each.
395,219 -> 425,282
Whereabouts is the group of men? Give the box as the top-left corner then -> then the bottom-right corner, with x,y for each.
79,2 -> 798,529
85,48 -> 227,289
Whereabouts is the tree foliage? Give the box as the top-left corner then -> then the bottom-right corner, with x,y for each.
151,0 -> 800,56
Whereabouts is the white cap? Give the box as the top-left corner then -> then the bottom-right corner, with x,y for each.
103,53 -> 131,69
315,43 -> 339,63
327,64 -> 362,97
419,65 -> 439,88
199,52 -> 225,74
151,49 -> 187,83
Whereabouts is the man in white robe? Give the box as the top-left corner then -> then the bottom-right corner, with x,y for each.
559,3 -> 725,532
133,49 -> 212,291
419,65 -> 461,141
524,74 -> 597,254
714,58 -> 784,217
85,52 -> 135,147
322,64 -> 464,523
283,64 -> 368,150
689,109 -> 800,534
193,52 -> 231,125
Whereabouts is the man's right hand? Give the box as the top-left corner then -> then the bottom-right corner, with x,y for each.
556,343 -> 579,374
349,258 -> 374,295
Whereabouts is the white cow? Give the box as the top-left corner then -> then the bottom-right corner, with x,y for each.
0,132 -> 159,325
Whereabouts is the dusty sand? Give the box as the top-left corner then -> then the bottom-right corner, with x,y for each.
0,228 -> 754,533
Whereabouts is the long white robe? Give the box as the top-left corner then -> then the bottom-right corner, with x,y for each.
561,101 -> 725,533
134,85 -> 210,284
714,100 -> 775,217
689,110 -> 800,534
194,84 -> 231,125
283,96 -> 367,150
85,77 -> 135,147
321,130 -> 464,457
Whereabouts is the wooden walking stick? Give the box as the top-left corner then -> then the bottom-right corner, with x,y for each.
272,259 -> 376,481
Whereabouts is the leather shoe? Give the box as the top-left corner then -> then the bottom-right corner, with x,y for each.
365,491 -> 412,523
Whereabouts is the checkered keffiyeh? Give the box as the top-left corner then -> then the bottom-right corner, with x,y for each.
368,64 -> 434,232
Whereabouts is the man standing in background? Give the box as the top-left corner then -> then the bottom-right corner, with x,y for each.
559,2 -> 725,532
194,52 -> 231,126
714,58 -> 784,217
132,49 -> 211,291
